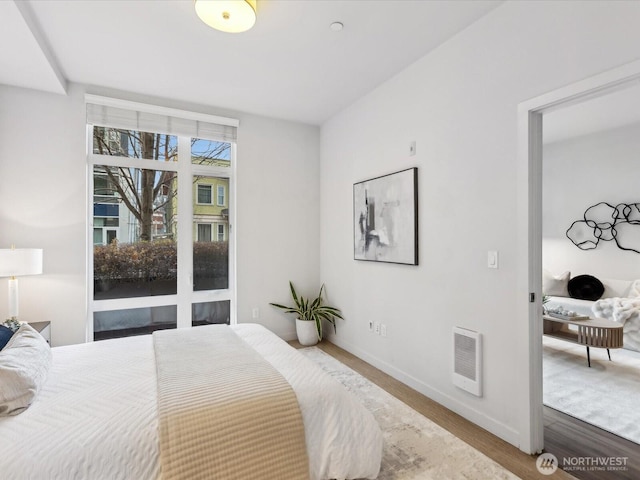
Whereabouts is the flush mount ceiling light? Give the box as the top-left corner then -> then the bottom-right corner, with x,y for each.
195,0 -> 257,33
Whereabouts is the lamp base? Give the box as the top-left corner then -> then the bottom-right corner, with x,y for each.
8,277 -> 19,319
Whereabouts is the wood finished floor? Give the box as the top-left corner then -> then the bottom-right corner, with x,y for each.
544,406 -> 640,480
291,339 -> 640,480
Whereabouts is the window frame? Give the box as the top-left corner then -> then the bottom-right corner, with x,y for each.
197,222 -> 213,242
217,184 -> 226,206
86,95 -> 238,341
197,184 -> 214,205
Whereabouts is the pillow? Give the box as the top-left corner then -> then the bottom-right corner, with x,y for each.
542,270 -> 570,297
0,325 -> 14,350
629,279 -> 640,298
0,324 -> 52,416
602,278 -> 633,299
568,274 -> 605,301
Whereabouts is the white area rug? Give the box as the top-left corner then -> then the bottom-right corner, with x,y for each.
543,336 -> 640,444
299,347 -> 520,480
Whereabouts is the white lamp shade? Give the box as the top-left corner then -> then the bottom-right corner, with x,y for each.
0,249 -> 43,277
195,0 -> 257,33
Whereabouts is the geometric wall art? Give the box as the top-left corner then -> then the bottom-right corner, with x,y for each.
566,201 -> 640,254
353,167 -> 418,265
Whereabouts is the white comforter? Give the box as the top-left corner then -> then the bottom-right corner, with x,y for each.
0,324 -> 382,480
593,297 -> 640,352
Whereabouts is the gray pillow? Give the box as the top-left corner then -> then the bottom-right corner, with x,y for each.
0,324 -> 52,416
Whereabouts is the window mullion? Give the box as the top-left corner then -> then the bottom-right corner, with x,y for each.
176,136 -> 193,328
88,154 -> 178,172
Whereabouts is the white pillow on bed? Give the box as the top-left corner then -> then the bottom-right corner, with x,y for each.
543,270 -> 570,297
628,279 -> 640,298
0,323 -> 52,416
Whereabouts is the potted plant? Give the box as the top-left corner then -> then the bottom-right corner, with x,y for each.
270,281 -> 344,346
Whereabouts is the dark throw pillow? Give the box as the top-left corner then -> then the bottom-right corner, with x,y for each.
568,274 -> 605,301
0,325 -> 14,350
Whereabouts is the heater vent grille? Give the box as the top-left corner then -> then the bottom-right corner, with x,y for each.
454,334 -> 476,381
452,327 -> 482,397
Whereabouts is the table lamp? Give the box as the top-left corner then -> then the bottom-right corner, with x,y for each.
0,247 -> 43,320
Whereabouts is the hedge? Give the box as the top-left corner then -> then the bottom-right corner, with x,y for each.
94,240 -> 228,285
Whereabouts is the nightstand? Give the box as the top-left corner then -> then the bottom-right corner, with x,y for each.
28,321 -> 51,345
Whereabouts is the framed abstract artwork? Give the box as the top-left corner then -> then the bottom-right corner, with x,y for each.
353,167 -> 418,265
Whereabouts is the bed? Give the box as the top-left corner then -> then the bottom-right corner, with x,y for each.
0,323 -> 383,480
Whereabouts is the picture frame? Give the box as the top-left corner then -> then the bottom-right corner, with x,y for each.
353,167 -> 418,265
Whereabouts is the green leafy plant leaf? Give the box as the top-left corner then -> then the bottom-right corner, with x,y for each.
269,281 -> 343,340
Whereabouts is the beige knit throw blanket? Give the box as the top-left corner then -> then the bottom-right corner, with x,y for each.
153,325 -> 310,480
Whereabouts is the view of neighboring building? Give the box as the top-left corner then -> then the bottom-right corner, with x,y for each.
193,177 -> 229,243
93,128 -> 230,247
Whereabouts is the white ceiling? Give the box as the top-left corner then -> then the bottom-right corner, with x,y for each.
1,0 -> 503,125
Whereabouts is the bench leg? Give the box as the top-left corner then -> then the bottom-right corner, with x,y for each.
607,348 -> 611,361
586,346 -> 591,368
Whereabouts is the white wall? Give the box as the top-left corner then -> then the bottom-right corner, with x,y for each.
235,114 -> 320,338
0,84 -> 86,347
543,122 -> 640,282
0,83 -> 319,346
320,1 -> 640,451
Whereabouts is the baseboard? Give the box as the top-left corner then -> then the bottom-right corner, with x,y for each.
328,335 -> 521,449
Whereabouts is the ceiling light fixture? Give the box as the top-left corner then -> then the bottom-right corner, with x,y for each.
330,21 -> 344,32
195,0 -> 257,33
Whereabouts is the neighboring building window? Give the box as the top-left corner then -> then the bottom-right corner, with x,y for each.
197,184 -> 213,204
217,185 -> 226,206
217,224 -> 225,241
198,223 -> 212,242
106,230 -> 117,244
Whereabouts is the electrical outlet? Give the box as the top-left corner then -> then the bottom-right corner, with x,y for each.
381,324 -> 387,337
252,307 -> 259,319
374,322 -> 380,335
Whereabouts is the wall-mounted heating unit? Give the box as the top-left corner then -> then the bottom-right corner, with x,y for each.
452,327 -> 482,397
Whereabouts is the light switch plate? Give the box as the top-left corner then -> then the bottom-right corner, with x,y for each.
487,251 -> 498,269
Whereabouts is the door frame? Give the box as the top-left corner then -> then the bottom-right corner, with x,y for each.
517,59 -> 640,454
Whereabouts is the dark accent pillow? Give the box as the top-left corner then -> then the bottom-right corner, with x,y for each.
0,325 -> 14,350
568,275 -> 605,301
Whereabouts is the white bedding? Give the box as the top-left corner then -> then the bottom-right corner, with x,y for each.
592,297 -> 640,352
0,323 -> 382,480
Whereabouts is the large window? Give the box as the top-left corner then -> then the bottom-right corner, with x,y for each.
87,96 -> 237,340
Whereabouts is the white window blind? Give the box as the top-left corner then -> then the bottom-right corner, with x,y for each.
86,98 -> 237,142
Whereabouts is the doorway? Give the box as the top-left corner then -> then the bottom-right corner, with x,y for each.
518,59 -> 640,455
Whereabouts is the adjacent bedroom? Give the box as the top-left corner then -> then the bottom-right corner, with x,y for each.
542,82 -> 640,458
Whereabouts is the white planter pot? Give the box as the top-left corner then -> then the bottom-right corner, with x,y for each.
296,318 -> 319,346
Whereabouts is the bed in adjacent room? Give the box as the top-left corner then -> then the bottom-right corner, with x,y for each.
0,323 -> 383,480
